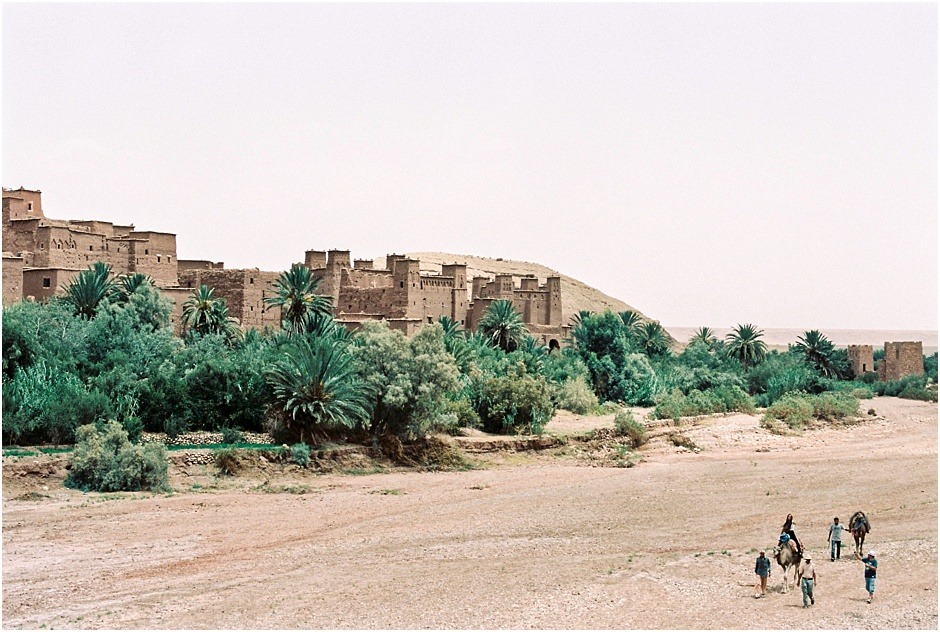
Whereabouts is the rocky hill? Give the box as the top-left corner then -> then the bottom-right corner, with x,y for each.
379,252 -> 655,329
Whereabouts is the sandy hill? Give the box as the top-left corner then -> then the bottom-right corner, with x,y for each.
380,252 -> 654,329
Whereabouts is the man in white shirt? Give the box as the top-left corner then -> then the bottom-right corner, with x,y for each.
828,517 -> 845,561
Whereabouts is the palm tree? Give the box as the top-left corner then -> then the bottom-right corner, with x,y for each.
63,262 -> 116,319
636,321 -> 671,357
438,316 -> 472,370
113,273 -> 155,304
570,310 -> 593,329
181,285 -> 241,341
267,336 -> 371,443
792,329 -> 838,378
619,311 -> 643,339
689,326 -> 718,349
725,323 -> 767,369
477,299 -> 528,352
264,264 -> 332,337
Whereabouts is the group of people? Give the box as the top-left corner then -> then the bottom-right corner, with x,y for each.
753,514 -> 879,607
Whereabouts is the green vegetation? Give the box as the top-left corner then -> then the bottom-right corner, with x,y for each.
66,421 -> 169,492
614,409 -> 648,448
761,391 -> 860,433
2,262 -> 934,458
652,385 -> 755,421
290,442 -> 311,467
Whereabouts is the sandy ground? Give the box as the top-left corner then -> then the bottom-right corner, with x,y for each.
2,397 -> 936,629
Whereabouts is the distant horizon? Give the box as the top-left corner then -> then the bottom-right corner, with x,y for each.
3,4 -> 936,330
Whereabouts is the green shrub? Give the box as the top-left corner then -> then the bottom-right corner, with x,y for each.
215,447 -> 240,476
651,385 -> 754,421
898,385 -> 938,402
3,361 -> 111,445
66,421 -> 169,492
472,365 -> 555,435
551,377 -> 599,414
291,442 -> 311,467
614,410 -> 648,448
120,416 -> 144,443
761,391 -> 859,432
221,426 -> 245,445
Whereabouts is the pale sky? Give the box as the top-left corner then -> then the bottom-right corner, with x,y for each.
3,3 -> 937,331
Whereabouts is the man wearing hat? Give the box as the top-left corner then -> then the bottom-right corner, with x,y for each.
862,550 -> 878,603
754,550 -> 771,598
797,552 -> 817,608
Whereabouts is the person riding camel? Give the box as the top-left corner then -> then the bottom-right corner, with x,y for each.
780,514 -> 803,555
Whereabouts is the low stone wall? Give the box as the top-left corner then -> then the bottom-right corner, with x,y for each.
140,431 -> 274,446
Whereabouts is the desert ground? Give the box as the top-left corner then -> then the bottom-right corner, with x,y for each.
2,397 -> 936,630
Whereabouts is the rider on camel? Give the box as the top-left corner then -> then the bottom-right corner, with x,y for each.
780,514 -> 803,555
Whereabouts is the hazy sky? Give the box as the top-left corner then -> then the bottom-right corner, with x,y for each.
3,3 -> 937,330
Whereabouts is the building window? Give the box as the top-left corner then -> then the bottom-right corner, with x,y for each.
145,249 -> 149,255
157,255 -> 161,262
249,277 -> 254,284
89,245 -> 94,251
400,281 -> 404,288
27,202 -> 33,211
42,277 -> 51,288
427,316 -> 433,324
896,348 -> 900,359
39,243 -> 45,249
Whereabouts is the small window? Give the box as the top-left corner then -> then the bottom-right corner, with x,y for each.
39,243 -> 45,250
27,202 -> 33,211
427,316 -> 433,324
896,349 -> 900,359
400,281 -> 404,288
157,255 -> 161,262
863,363 -> 867,372
249,277 -> 254,284
42,277 -> 51,288
89,245 -> 94,251
145,249 -> 149,255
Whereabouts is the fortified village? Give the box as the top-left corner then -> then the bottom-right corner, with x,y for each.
2,186 -> 926,373
2,187 -> 567,348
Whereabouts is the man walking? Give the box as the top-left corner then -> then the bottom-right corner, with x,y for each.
828,517 -> 844,561
862,550 -> 878,603
797,553 -> 817,608
754,550 -> 771,598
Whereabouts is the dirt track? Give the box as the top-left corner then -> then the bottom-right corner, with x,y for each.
2,397 -> 937,629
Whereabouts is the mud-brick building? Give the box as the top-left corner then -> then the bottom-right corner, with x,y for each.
302,250 -> 469,336
847,341 -> 924,381
2,188 -> 179,302
466,274 -> 562,331
177,266 -> 282,331
878,341 -> 924,382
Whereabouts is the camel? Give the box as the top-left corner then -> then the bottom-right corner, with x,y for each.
850,511 -> 870,556
774,543 -> 801,593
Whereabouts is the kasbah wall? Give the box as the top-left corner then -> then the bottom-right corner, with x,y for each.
847,342 -> 925,382
2,187 -> 566,346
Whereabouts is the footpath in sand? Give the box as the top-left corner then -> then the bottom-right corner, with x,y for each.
2,397 -> 937,629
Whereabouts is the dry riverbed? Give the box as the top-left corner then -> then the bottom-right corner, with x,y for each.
2,397 -> 937,629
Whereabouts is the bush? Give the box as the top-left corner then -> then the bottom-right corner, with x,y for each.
66,421 -> 169,492
291,442 -> 311,467
761,392 -> 859,432
614,410 -> 648,448
651,386 -> 754,421
3,361 -> 111,445
551,377 -> 599,414
221,427 -> 245,445
215,447 -> 240,476
761,393 -> 814,431
471,365 -> 555,435
120,416 -> 144,443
